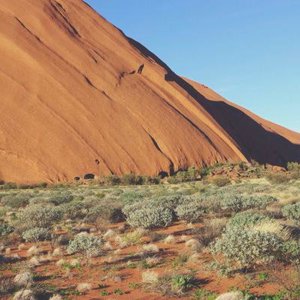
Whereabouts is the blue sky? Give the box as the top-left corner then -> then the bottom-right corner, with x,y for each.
85,0 -> 300,132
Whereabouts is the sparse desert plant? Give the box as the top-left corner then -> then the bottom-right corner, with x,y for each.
197,218 -> 227,247
27,246 -> 40,257
211,176 -> 231,187
126,206 -> 173,229
1,193 -> 31,208
0,277 -> 16,296
253,220 -> 291,241
170,273 -> 195,294
185,238 -> 202,252
281,240 -> 300,264
49,295 -> 63,300
13,271 -> 33,288
22,228 -> 51,242
16,205 -> 63,231
13,289 -> 36,300
215,291 -> 244,300
115,228 -> 145,247
175,202 -> 205,223
85,205 -> 124,224
282,202 -> 300,223
226,211 -> 271,230
76,283 -> 92,294
220,195 -> 277,212
266,173 -> 291,184
67,234 -> 103,258
142,270 -> 159,284
194,288 -> 217,300
142,243 -> 159,254
172,253 -> 189,268
0,222 -> 14,236
164,235 -> 176,244
211,227 -> 283,269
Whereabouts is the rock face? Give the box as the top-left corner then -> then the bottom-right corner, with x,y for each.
0,0 -> 299,183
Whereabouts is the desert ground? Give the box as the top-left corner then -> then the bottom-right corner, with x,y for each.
1,163 -> 300,300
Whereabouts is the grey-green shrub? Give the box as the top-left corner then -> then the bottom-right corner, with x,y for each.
211,227 -> 282,269
282,202 -> 300,223
22,228 -> 50,242
16,205 -> 63,231
67,234 -> 103,258
126,207 -> 173,229
220,195 -> 277,212
226,211 -> 271,229
175,202 -> 205,223
0,223 -> 14,236
61,202 -> 89,219
281,240 -> 300,264
84,205 -> 124,223
1,193 -> 31,208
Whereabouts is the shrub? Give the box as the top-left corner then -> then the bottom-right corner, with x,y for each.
282,202 -> 300,223
48,193 -> 73,205
0,223 -> 14,236
125,207 -> 173,229
226,211 -> 271,229
287,162 -> 300,179
105,175 -> 121,186
211,227 -> 283,269
16,205 -> 63,231
266,173 -> 291,184
121,174 -> 145,185
171,274 -> 195,294
175,202 -> 205,223
211,177 -> 231,187
22,228 -> 51,242
116,228 -> 145,247
281,240 -> 300,264
61,202 -> 89,219
220,195 -> 277,212
67,234 -> 103,258
84,205 -> 125,224
1,193 -> 31,208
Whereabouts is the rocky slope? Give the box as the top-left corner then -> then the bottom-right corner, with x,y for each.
0,0 -> 299,183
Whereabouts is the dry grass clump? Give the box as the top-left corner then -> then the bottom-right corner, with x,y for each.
142,271 -> 159,284
13,271 -> 33,288
164,235 -> 176,244
13,289 -> 36,300
115,228 -> 146,248
253,221 -> 292,241
76,283 -> 92,294
185,239 -> 201,252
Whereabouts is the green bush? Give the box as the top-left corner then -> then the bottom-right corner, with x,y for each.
67,234 -> 103,258
282,202 -> 300,223
1,193 -> 31,208
125,206 -> 174,229
226,211 -> 271,229
0,223 -> 14,236
175,202 -> 205,223
266,173 -> 291,184
22,227 -> 51,242
281,240 -> 300,264
220,195 -> 277,212
211,177 -> 231,187
84,205 -> 125,223
61,201 -> 89,219
121,174 -> 145,185
16,205 -> 63,231
48,193 -> 74,205
211,227 -> 282,269
105,175 -> 121,186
